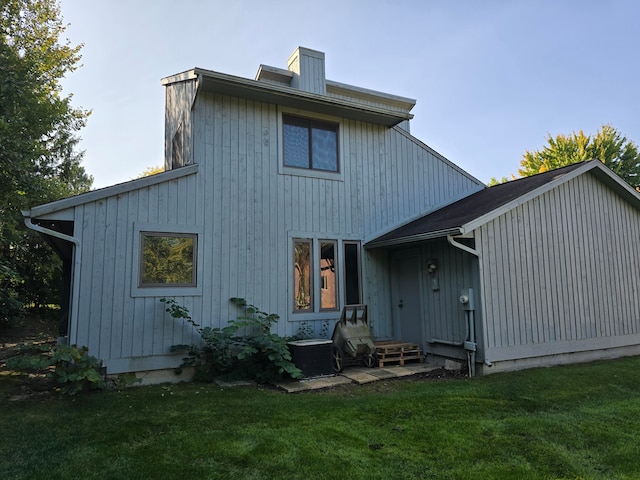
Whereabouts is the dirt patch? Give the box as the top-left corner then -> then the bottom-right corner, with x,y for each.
0,314 -> 57,361
0,314 -> 58,399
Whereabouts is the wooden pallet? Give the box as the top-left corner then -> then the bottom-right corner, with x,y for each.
374,341 -> 423,367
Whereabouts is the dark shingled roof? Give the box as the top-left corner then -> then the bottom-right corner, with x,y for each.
367,162 -> 588,247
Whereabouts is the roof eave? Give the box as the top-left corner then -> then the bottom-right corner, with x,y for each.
461,161 -> 599,233
365,228 -> 462,249
191,68 -> 413,127
24,164 -> 200,219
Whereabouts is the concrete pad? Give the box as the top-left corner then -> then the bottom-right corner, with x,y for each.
276,375 -> 352,392
340,370 -> 380,384
389,367 -> 416,377
367,368 -> 402,379
277,362 -> 442,392
304,376 -> 352,390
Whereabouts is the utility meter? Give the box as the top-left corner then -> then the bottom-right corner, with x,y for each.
459,289 -> 474,311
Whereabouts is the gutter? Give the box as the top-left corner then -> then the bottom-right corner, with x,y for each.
22,214 -> 81,345
365,228 -> 462,249
446,234 -> 478,257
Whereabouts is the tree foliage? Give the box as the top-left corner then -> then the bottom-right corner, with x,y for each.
135,165 -> 164,178
518,125 -> 640,190
0,0 -> 92,325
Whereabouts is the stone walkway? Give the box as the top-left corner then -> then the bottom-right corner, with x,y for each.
276,363 -> 439,393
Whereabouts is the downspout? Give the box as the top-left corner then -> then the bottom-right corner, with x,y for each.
23,215 -> 81,345
446,235 -> 493,369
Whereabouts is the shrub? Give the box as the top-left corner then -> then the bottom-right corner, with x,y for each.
7,343 -> 107,395
0,262 -> 24,329
166,297 -> 302,384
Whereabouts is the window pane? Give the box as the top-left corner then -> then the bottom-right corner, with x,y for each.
141,234 -> 195,286
311,125 -> 338,171
293,240 -> 312,311
320,241 -> 337,310
284,121 -> 310,168
344,242 -> 361,305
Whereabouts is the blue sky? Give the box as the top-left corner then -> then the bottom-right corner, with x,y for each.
59,0 -> 640,189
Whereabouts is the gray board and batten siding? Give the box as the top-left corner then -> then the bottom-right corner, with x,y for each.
25,49 -> 484,374
369,160 -> 640,372
178,82 -> 484,340
476,169 -> 640,370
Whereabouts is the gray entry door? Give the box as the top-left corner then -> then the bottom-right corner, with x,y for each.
391,251 -> 424,346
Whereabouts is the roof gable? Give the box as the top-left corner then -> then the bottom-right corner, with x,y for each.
366,161 -> 640,248
24,164 -> 199,219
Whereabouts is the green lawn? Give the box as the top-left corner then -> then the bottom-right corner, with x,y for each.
1,357 -> 640,480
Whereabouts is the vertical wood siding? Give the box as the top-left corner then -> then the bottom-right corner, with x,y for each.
476,174 -> 640,362
164,79 -> 196,169
387,240 -> 482,361
71,88 -> 483,373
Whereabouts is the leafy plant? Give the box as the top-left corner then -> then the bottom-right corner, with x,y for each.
6,343 -> 106,395
167,297 -> 302,384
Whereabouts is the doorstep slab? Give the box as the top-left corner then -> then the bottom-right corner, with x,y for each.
339,369 -> 381,384
367,368 -> 406,379
277,362 -> 441,392
276,374 -> 352,393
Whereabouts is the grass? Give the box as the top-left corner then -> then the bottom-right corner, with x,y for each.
1,357 -> 640,479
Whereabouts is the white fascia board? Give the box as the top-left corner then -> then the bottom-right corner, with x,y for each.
365,228 -> 462,249
588,160 -> 640,208
161,69 -> 198,86
325,79 -> 416,112
25,164 -> 199,219
255,64 -> 294,83
192,67 -> 414,126
460,160 -> 626,234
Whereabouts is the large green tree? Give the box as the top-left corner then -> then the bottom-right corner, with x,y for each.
0,0 -> 92,325
518,125 -> 640,190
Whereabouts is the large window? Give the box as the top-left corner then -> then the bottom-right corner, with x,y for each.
283,115 -> 338,172
344,242 -> 361,305
293,239 -> 312,311
320,241 -> 337,310
139,232 -> 197,287
292,238 -> 361,314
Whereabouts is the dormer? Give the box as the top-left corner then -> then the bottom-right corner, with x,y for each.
255,47 -> 325,94
162,47 -> 418,170
255,46 -> 415,128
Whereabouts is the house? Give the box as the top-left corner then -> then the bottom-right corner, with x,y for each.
23,47 -> 484,378
367,160 -> 640,374
22,47 -> 640,379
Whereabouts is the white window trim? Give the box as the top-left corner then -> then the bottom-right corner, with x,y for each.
278,107 -> 345,182
288,232 -> 361,322
131,223 -> 203,297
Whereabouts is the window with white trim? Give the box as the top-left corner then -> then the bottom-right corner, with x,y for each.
292,238 -> 361,314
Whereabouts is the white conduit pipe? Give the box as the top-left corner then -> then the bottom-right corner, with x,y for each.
23,216 -> 81,345
446,235 -> 493,369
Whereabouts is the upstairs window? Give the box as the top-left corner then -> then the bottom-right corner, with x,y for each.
283,115 -> 338,172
